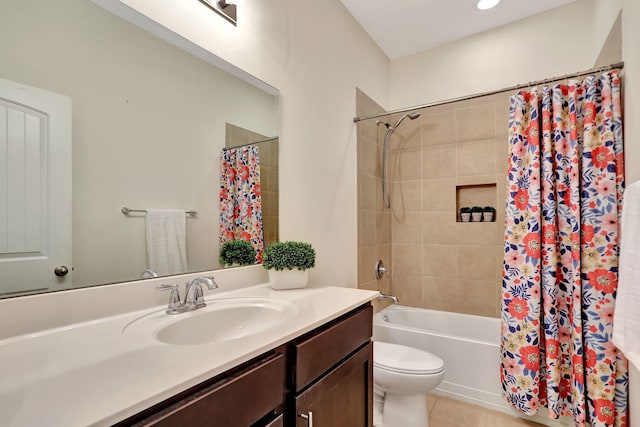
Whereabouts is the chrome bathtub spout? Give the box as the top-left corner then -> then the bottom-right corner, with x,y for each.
378,293 -> 399,304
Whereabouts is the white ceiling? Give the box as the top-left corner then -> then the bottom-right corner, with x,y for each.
340,0 -> 577,59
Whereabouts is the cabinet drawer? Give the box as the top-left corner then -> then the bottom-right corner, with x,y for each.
291,304 -> 372,392
136,353 -> 284,427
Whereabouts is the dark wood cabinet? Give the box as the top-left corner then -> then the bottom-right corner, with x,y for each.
115,303 -> 373,427
291,343 -> 373,427
286,304 -> 373,427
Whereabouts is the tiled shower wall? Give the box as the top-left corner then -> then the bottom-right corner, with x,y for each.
357,89 -> 512,318
356,89 -> 392,312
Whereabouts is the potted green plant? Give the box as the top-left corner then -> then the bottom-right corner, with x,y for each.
470,206 -> 483,222
263,241 -> 316,289
459,207 -> 471,222
482,206 -> 496,222
219,239 -> 257,267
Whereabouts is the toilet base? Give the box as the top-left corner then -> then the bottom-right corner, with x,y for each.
373,388 -> 384,426
382,393 -> 429,427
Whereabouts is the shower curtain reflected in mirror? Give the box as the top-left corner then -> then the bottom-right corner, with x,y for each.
500,70 -> 627,426
219,146 -> 264,263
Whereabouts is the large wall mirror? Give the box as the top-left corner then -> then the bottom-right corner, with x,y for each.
0,0 -> 279,298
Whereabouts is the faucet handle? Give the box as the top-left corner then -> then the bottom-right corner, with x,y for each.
156,284 -> 184,315
375,260 -> 389,280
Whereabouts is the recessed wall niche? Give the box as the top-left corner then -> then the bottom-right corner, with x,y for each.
456,183 -> 497,222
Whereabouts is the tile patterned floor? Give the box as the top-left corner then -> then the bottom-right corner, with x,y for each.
427,394 -> 544,427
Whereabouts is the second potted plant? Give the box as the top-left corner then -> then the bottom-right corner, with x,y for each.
219,239 -> 257,267
470,206 -> 483,222
482,206 -> 495,222
263,241 -> 316,290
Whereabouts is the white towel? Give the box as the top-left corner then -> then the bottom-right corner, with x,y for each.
145,209 -> 188,276
613,180 -> 640,370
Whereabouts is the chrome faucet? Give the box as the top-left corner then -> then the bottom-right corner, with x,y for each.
140,269 -> 159,278
156,276 -> 219,315
184,276 -> 219,310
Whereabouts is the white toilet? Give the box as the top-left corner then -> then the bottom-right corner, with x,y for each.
373,341 -> 445,427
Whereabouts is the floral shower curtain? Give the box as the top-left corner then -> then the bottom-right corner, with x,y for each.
219,145 -> 264,262
500,70 -> 628,426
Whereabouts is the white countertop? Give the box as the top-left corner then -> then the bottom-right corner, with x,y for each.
0,284 -> 378,427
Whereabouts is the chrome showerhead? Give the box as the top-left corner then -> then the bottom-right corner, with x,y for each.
390,112 -> 421,131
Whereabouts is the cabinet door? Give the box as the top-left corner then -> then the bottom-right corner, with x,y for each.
292,342 -> 373,427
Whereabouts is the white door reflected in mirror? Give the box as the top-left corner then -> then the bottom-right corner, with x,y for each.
0,79 -> 72,296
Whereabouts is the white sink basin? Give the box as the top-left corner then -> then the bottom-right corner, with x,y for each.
123,297 -> 298,346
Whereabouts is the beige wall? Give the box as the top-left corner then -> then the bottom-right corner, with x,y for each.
115,0 -> 391,288
356,88 -> 392,313
390,0 -> 622,109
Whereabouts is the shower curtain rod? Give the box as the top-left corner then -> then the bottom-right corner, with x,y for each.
223,136 -> 278,151
353,61 -> 624,123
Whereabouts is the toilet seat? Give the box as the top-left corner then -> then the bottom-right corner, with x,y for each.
374,342 -> 444,375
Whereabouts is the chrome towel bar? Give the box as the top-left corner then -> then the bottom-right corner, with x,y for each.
121,206 -> 198,216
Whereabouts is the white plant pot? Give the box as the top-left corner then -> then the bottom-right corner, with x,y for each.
471,212 -> 483,222
460,212 -> 471,222
269,269 -> 309,290
482,212 -> 494,222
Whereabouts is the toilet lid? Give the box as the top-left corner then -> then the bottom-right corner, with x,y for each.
374,341 -> 444,375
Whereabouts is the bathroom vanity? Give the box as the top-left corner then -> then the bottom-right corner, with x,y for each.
0,283 -> 377,426
117,304 -> 373,426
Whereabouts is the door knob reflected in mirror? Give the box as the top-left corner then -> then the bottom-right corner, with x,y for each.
54,265 -> 69,277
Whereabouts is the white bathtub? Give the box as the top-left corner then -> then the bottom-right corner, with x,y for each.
373,305 -> 569,426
